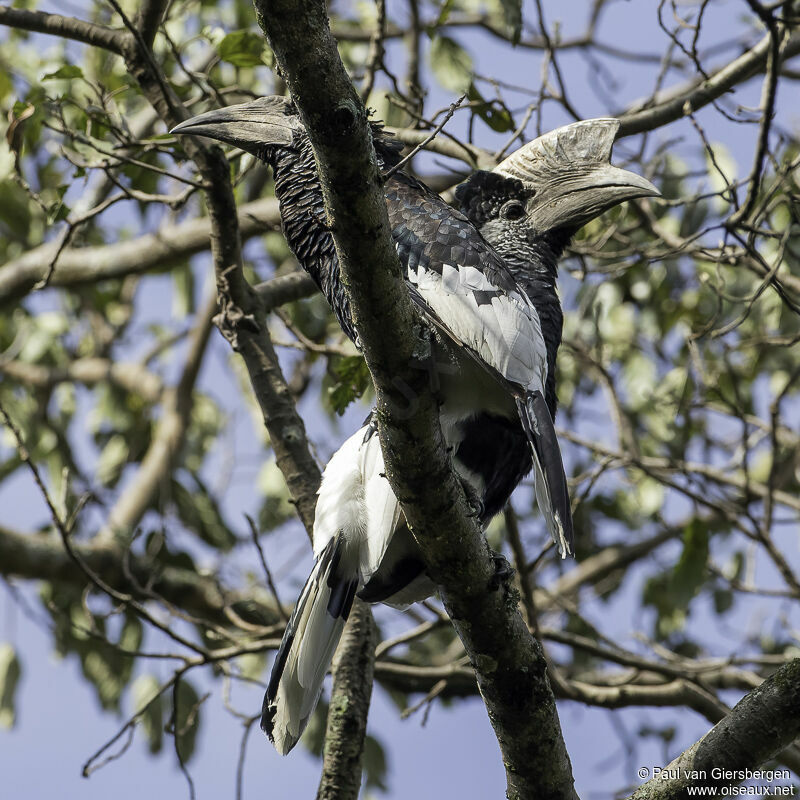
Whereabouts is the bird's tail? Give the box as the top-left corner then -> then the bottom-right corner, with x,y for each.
261,535 -> 358,755
516,391 -> 574,557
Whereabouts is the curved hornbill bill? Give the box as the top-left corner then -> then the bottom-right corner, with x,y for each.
172,101 -> 658,754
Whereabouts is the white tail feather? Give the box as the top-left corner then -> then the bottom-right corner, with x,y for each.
262,537 -> 357,755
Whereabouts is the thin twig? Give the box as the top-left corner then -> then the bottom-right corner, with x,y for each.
244,514 -> 289,621
383,94 -> 467,180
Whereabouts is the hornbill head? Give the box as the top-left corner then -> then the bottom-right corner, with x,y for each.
171,96 -> 302,158
458,118 -> 658,244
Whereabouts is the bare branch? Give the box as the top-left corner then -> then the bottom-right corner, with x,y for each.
0,7 -> 129,55
628,659 -> 800,799
0,198 -> 281,307
136,0 -> 167,49
0,358 -> 163,404
316,601 -> 378,800
98,291 -> 216,541
618,28 -> 800,137
0,523 -> 282,628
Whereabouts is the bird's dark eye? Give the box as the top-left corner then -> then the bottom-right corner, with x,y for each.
501,201 -> 525,221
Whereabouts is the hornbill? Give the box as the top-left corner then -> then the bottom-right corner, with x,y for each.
172,102 -> 658,753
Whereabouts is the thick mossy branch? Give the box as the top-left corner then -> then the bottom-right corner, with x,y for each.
628,659 -> 800,799
316,601 -> 378,800
253,1 -> 576,798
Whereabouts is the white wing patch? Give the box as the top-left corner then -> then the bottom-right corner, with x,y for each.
441,263 -> 460,294
357,427 -> 403,582
313,425 -> 402,586
312,432 -> 367,559
460,266 -> 495,291
407,261 -> 548,391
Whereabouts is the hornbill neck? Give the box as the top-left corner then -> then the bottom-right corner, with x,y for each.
497,228 -> 569,288
495,233 -> 568,420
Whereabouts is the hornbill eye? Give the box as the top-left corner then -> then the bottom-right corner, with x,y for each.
500,200 -> 525,221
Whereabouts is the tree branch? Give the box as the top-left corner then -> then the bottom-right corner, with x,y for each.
0,198 -> 281,307
0,357 -> 163,404
254,2 -> 576,798
617,28 -> 800,137
135,0 -> 167,49
255,271 -> 318,312
97,290 -> 216,541
390,127 -> 493,169
119,23 -> 380,785
628,659 -> 800,799
0,7 -> 129,55
0,524 -> 282,628
316,600 -> 378,800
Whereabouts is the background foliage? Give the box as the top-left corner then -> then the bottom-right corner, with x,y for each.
1,0 -> 799,796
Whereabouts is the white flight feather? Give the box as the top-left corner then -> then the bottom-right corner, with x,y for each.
269,545 -> 349,755
410,262 -> 548,391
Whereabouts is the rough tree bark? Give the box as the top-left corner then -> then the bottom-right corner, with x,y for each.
253,1 -> 577,798
316,601 -> 379,800
628,659 -> 800,799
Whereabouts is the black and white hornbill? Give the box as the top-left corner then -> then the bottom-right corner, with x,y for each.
173,102 -> 658,753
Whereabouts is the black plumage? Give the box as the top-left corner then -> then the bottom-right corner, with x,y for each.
177,97 -> 573,550
453,171 -> 569,518
172,99 -> 659,754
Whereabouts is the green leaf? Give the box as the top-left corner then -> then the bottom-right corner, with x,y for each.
671,518 -> 709,607
82,616 -> 142,710
96,433 -> 129,486
172,263 -> 195,318
434,0 -> 456,27
218,30 -> 267,67
0,69 -> 13,103
497,0 -> 523,45
363,735 -> 388,791
133,675 -> 164,754
713,589 -> 734,615
40,584 -> 142,711
301,698 -> 328,756
257,458 -> 295,531
328,355 -> 371,415
143,531 -> 197,573
17,311 -> 68,363
429,35 -> 473,93
174,680 -> 202,764
171,473 -> 237,551
0,180 -> 33,234
42,65 -> 84,81
0,643 -> 22,729
642,519 -> 711,638
46,201 -> 70,224
237,652 -> 267,682
467,83 -> 514,133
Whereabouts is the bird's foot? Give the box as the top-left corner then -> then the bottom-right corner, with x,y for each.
459,477 -> 485,520
488,550 -> 515,591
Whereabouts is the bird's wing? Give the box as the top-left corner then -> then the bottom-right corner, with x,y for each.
386,177 -> 548,393
386,176 -> 573,556
357,419 -> 404,582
